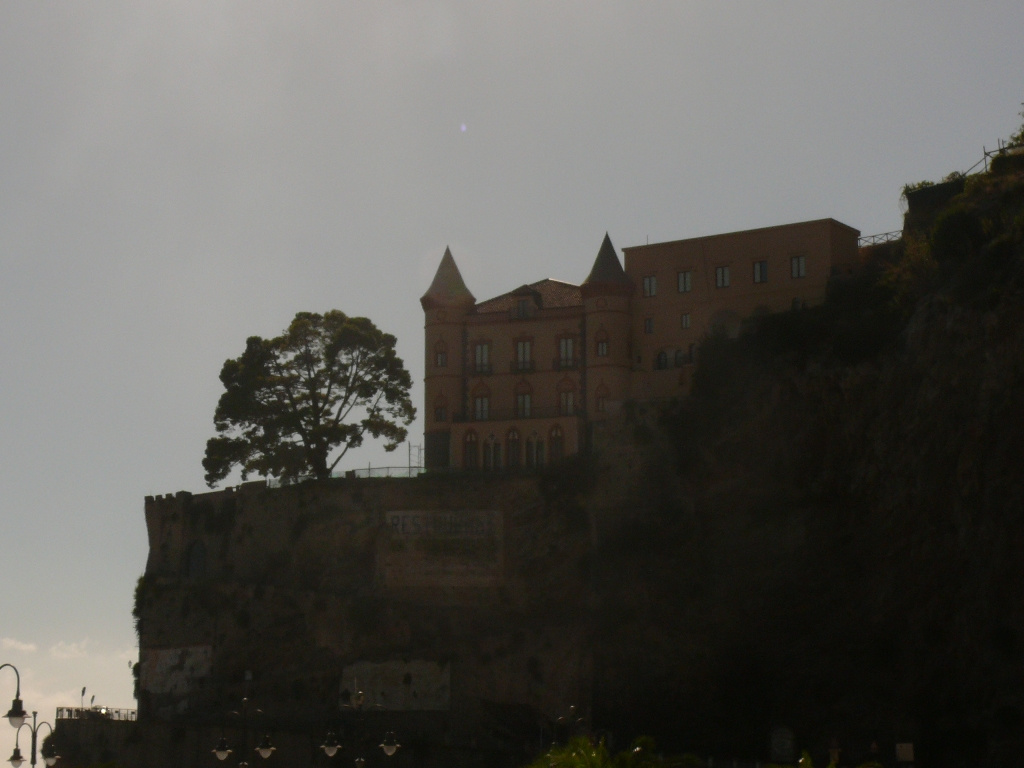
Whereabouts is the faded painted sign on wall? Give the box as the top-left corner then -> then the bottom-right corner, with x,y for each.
381,510 -> 503,588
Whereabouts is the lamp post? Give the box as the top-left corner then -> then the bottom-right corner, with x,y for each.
319,684 -> 399,767
1,665 -> 27,730
8,712 -> 59,768
213,698 -> 275,768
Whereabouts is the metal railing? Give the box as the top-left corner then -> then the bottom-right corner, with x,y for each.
344,466 -> 425,479
56,707 -> 137,721
858,230 -> 902,247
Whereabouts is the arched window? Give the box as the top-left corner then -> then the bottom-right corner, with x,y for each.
506,429 -> 521,468
483,434 -> 501,471
594,330 -> 609,357
526,431 -> 545,468
434,340 -> 448,368
550,425 -> 564,462
463,431 -> 479,469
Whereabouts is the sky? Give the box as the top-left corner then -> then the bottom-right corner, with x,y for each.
1,1 -> 1023,758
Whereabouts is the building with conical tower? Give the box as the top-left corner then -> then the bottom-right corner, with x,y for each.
422,218 -> 859,470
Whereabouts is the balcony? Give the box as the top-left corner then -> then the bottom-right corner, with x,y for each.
509,360 -> 536,373
453,405 -> 577,423
552,357 -> 580,371
471,363 -> 493,375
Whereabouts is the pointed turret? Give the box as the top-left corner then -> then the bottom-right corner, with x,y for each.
421,247 -> 476,310
581,233 -> 631,296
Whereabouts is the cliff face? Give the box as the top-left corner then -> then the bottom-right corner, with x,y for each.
131,166 -> 1024,768
582,163 -> 1024,766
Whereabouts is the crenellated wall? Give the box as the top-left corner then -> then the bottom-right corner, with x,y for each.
137,473 -> 594,764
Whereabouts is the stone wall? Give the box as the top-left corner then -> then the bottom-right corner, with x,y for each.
137,473 -> 594,766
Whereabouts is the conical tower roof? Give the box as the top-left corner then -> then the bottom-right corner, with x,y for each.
420,247 -> 476,310
582,233 -> 631,288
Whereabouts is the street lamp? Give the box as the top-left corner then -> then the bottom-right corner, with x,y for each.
212,698 -> 275,768
8,712 -> 59,768
319,684 -> 399,765
0,665 -> 27,730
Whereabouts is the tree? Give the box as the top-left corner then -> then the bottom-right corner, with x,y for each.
202,310 -> 415,486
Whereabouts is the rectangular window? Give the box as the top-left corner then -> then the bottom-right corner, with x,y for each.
596,340 -> 608,357
791,255 -> 806,278
643,275 -> 657,297
515,340 -> 532,371
681,313 -> 691,329
595,396 -> 606,413
678,270 -> 692,293
644,318 -> 653,334
753,260 -> 768,283
516,393 -> 531,418
560,391 -> 575,416
473,396 -> 489,420
559,337 -> 574,366
474,343 -> 490,373
715,266 -> 730,288
435,351 -> 447,367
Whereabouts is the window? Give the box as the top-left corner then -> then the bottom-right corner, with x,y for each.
674,348 -> 686,367
678,270 -> 692,293
434,340 -> 447,367
516,393 -> 532,418
595,330 -> 609,357
643,275 -> 657,297
516,298 -> 529,318
655,351 -> 668,370
474,343 -> 491,373
483,436 -> 501,471
558,337 -> 575,368
463,432 -> 478,469
434,399 -> 447,422
559,390 -> 575,416
715,266 -> 730,288
526,434 -> 544,468
753,261 -> 768,283
515,340 -> 532,371
791,255 -> 806,278
550,426 -> 564,462
594,385 -> 609,414
473,395 -> 489,421
506,429 -> 521,468
681,313 -> 691,329
644,318 -> 653,334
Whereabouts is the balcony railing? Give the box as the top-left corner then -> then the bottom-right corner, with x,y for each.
471,363 -> 493,375
453,405 -> 578,423
56,707 -> 137,721
509,360 -> 536,373
552,357 -> 580,371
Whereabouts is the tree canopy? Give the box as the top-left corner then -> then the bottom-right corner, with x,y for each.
202,310 -> 415,486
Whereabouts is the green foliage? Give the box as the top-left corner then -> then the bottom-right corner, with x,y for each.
131,575 -> 146,640
1009,101 -> 1024,146
901,179 -> 934,198
930,203 -> 984,262
527,737 -> 679,768
203,311 -> 416,486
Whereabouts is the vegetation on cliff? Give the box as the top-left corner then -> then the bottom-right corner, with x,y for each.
586,138 -> 1024,767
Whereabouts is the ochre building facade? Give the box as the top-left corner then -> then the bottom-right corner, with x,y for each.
422,218 -> 859,470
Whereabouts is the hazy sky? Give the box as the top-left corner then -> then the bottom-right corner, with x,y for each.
2,1 -> 1023,754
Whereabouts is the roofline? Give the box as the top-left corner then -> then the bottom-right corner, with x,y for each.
622,218 -> 860,253
474,278 -> 581,308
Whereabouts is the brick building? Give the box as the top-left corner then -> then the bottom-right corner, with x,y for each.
422,218 -> 859,470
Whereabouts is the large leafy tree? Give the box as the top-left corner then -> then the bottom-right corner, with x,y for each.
203,310 -> 415,486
